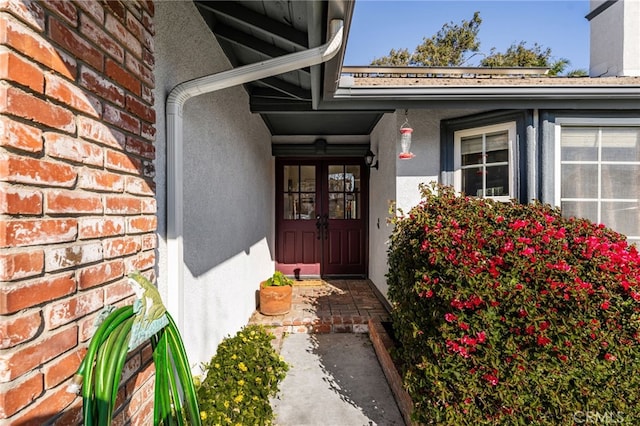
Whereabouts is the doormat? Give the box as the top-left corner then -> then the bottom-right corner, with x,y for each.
292,279 -> 327,287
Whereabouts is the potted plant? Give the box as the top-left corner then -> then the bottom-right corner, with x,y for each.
259,271 -> 293,316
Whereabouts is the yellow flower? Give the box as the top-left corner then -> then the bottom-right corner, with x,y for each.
237,379 -> 245,386
200,411 -> 207,420
231,354 -> 237,360
238,362 -> 248,372
224,400 -> 230,408
234,394 -> 244,403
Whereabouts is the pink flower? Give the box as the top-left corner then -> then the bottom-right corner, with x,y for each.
600,300 -> 610,310
537,335 -> 552,346
421,289 -> 434,298
476,331 -> 487,343
482,373 -> 499,386
510,219 -> 528,230
444,313 -> 457,323
521,247 -> 535,256
461,335 -> 478,346
604,353 -> 617,361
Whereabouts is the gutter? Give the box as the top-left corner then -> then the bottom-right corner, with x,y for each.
165,19 -> 344,331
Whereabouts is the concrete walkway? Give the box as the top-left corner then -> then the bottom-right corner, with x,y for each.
248,280 -> 404,425
271,333 -> 404,426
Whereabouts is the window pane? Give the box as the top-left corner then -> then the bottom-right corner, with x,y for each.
601,164 -> 640,199
462,167 -> 483,197
461,136 -> 483,166
485,164 -> 509,196
561,127 -> 598,161
601,127 -> 640,161
486,131 -> 509,163
561,164 -> 598,198
329,193 -> 345,219
601,201 -> 640,238
561,201 -> 598,222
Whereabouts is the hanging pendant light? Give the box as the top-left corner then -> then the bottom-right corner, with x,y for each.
399,110 -> 415,159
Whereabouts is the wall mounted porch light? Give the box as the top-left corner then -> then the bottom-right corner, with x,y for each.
399,110 -> 415,159
364,149 -> 378,169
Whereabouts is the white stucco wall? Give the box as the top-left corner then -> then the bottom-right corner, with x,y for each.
394,110 -> 444,213
367,113 -> 396,298
154,2 -> 274,369
367,109 -> 483,299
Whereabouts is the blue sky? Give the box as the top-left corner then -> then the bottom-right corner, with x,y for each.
344,1 -> 591,71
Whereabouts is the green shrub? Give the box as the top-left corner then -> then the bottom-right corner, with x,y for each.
387,184 -> 640,425
196,325 -> 288,425
265,270 -> 294,287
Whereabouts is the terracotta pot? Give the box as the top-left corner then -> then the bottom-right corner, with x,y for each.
259,281 -> 292,316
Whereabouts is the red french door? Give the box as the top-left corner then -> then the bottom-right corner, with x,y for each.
275,158 -> 368,277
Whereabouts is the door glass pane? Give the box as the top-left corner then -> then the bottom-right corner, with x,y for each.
346,193 -> 360,219
284,166 -> 299,192
327,165 -> 361,219
328,165 -> 344,191
329,193 -> 344,219
283,165 -> 315,220
284,193 -> 299,220
300,166 -> 315,191
300,194 -> 315,219
345,165 -> 361,192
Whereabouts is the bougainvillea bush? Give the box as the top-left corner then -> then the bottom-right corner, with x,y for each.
387,184 -> 640,425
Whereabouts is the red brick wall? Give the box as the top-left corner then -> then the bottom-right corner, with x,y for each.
0,1 -> 157,423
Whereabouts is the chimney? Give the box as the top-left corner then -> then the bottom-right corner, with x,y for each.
587,0 -> 640,77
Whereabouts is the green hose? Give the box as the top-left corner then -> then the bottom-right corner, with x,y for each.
69,307 -> 201,425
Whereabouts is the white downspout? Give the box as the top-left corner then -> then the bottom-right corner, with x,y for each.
165,19 -> 344,331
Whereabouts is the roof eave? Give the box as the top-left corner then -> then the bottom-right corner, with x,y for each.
321,86 -> 640,110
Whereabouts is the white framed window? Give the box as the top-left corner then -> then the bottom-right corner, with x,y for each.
454,122 -> 517,202
555,125 -> 640,245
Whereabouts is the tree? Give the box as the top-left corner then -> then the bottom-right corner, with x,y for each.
412,11 -> 482,66
370,48 -> 412,66
370,12 -> 482,66
480,41 -> 570,76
